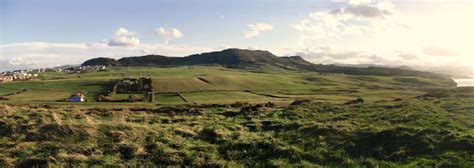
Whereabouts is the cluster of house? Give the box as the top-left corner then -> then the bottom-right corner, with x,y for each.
0,65 -> 108,83
49,65 -> 107,74
71,65 -> 107,73
0,70 -> 40,83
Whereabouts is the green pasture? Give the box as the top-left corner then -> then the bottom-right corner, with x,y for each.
0,66 -> 455,104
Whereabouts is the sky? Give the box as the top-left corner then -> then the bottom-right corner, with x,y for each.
0,0 -> 473,74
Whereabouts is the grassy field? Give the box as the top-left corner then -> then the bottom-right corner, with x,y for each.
0,66 -> 455,104
182,91 -> 279,104
0,87 -> 472,167
1,66 -> 472,167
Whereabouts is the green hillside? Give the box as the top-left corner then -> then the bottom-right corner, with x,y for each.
1,66 -> 472,167
82,49 -> 448,79
0,66 -> 455,104
0,87 -> 473,167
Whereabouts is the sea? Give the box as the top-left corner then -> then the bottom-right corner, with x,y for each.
453,78 -> 474,87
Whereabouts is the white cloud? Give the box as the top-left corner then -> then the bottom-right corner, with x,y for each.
243,23 -> 273,38
397,53 -> 418,61
284,44 -> 466,69
423,46 -> 458,56
114,27 -> 139,37
108,27 -> 140,47
170,28 -> 184,39
291,0 -> 472,69
347,0 -> 372,5
331,5 -> 390,18
285,46 -> 462,69
293,1 -> 398,40
8,57 -> 35,66
352,0 -> 372,4
153,27 -> 184,44
108,36 -> 140,47
155,28 -> 166,36
0,26 -> 212,71
287,47 -> 398,65
0,42 -> 213,71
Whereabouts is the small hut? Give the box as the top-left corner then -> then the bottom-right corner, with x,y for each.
68,92 -> 85,102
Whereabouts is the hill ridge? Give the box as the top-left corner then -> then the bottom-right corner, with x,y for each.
82,48 -> 449,79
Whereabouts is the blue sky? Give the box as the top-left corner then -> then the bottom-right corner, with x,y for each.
2,0 -> 326,46
0,0 -> 472,74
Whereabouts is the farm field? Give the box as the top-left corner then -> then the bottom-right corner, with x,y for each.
0,66 -> 455,105
3,0 -> 471,166
0,66 -> 472,167
0,87 -> 473,167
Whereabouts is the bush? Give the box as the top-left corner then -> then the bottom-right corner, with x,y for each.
219,140 -> 301,166
16,157 -> 49,168
198,128 -> 221,144
343,98 -> 364,105
118,143 -> 138,160
290,99 -> 312,106
145,143 -> 184,166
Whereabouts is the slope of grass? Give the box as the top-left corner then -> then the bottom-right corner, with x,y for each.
3,90 -> 70,101
155,93 -> 186,104
182,91 -> 274,104
0,66 -> 469,167
0,87 -> 472,167
0,78 -> 113,101
0,66 -> 456,104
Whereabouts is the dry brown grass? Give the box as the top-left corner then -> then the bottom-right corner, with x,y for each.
0,104 -> 12,115
52,112 -> 62,126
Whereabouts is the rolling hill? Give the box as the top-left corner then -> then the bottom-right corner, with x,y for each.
1,59 -> 471,167
82,48 -> 446,78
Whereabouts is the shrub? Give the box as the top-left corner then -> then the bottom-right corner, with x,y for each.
16,157 -> 49,168
343,98 -> 364,105
145,143 -> 184,166
290,99 -> 312,106
118,143 -> 138,160
198,128 -> 220,144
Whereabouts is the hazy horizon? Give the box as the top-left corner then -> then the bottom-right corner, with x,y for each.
1,0 -> 473,75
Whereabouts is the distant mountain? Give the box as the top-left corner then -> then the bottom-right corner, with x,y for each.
117,49 -> 311,69
82,48 -> 448,79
